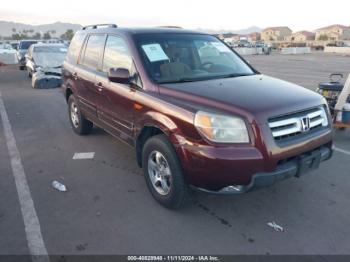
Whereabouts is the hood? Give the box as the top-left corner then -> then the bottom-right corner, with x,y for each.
159,75 -> 324,124
33,52 -> 66,68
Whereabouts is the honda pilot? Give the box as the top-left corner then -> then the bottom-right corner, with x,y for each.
62,24 -> 333,208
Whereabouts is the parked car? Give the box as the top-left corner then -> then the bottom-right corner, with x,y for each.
62,24 -> 333,209
26,43 -> 68,88
0,43 -> 17,65
0,43 -> 14,51
17,40 -> 38,70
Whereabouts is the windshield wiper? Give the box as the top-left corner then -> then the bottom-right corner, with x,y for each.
157,78 -> 200,84
157,73 -> 255,84
220,73 -> 254,79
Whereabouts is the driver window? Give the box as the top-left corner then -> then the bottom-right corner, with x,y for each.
102,35 -> 132,73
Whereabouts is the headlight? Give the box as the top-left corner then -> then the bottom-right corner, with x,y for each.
194,111 -> 250,143
320,105 -> 329,126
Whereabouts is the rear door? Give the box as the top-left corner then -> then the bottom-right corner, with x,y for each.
95,35 -> 137,144
75,34 -> 106,119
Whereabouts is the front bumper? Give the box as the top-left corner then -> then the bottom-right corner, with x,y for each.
193,145 -> 333,194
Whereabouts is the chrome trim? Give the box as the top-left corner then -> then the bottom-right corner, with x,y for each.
268,107 -> 328,140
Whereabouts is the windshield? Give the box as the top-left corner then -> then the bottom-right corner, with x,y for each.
19,41 -> 37,50
32,45 -> 67,68
134,33 -> 255,83
34,46 -> 68,54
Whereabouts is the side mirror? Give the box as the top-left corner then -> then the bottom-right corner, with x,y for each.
108,68 -> 130,84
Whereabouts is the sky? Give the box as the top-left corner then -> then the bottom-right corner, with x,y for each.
1,0 -> 349,31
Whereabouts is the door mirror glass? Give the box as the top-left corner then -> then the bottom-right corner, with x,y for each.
108,68 -> 130,84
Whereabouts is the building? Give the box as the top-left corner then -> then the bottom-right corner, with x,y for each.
315,24 -> 350,41
247,32 -> 261,42
261,26 -> 292,41
288,31 -> 315,42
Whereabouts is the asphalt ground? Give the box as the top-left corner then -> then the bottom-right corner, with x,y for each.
0,52 -> 350,258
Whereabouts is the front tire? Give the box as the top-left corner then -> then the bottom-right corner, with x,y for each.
142,134 -> 189,209
68,95 -> 93,135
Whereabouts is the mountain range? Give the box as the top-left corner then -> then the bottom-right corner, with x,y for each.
0,21 -> 82,37
0,21 -> 262,37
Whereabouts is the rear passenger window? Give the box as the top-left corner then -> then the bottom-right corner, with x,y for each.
81,34 -> 106,69
66,33 -> 86,64
102,35 -> 132,72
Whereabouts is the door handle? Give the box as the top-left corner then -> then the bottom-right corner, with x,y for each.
72,72 -> 78,80
95,82 -> 103,92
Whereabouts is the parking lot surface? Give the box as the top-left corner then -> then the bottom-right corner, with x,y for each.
0,52 -> 350,255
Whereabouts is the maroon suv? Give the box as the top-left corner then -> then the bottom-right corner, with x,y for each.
62,24 -> 333,208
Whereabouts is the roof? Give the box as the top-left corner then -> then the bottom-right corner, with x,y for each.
293,31 -> 315,37
316,24 -> 349,31
263,26 -> 292,32
78,26 -> 205,36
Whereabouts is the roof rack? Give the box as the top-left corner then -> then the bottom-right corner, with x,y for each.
82,24 -> 118,30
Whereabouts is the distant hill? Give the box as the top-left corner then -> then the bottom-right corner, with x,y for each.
196,26 -> 262,35
0,21 -> 82,37
0,21 -> 262,38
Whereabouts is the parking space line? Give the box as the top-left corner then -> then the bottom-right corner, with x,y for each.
0,92 -> 49,260
334,147 -> 350,156
73,152 -> 95,160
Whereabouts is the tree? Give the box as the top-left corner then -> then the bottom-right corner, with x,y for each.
318,34 -> 329,41
33,32 -> 41,39
60,29 -> 74,40
43,31 -> 51,40
11,33 -> 21,40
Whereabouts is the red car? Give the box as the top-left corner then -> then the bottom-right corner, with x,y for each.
62,24 -> 333,208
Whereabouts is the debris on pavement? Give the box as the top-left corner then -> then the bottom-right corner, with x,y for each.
267,221 -> 284,232
52,181 -> 67,192
73,152 -> 95,160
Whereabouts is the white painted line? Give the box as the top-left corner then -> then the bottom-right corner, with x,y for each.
334,147 -> 350,156
0,92 -> 49,260
72,152 -> 95,160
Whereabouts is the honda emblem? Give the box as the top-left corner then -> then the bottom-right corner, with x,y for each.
300,116 -> 311,132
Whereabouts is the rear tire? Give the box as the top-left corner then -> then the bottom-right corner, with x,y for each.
142,134 -> 189,209
68,95 -> 93,135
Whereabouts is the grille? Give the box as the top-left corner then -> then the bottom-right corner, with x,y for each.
268,107 -> 328,142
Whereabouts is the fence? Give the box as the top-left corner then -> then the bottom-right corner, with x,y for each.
324,47 -> 350,54
280,47 -> 311,55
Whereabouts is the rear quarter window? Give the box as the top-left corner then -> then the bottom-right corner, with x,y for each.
66,33 -> 86,64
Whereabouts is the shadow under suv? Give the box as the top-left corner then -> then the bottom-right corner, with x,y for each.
62,24 -> 333,208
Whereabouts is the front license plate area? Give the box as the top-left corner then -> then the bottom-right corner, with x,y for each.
296,150 -> 321,177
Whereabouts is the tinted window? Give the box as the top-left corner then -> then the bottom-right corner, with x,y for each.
81,34 -> 106,69
66,33 -> 86,64
102,35 -> 132,72
19,41 -> 37,50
